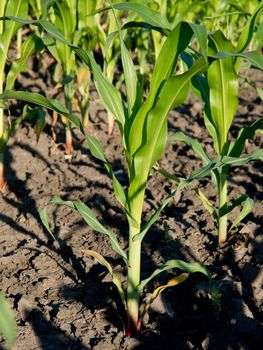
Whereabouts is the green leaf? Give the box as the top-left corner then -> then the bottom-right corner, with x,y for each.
139,259 -> 210,291
228,118 -> 263,157
129,56 -> 207,213
0,0 -> 28,55
236,1 -> 263,53
133,182 -> 186,242
169,131 -> 211,165
212,51 -> 263,70
257,87 -> 263,101
87,52 -> 126,132
229,196 -> 254,231
6,34 -> 44,90
189,23 -> 207,62
128,22 -> 194,155
221,149 -> 263,166
39,206 -> 57,240
196,188 -> 217,220
0,293 -> 16,350
35,108 -> 46,142
52,1 -> 76,74
85,133 -> 129,213
4,16 -> 76,48
207,30 -> 238,154
48,196 -> 127,263
110,4 -> 138,116
253,21 -> 263,51
81,249 -> 126,309
112,2 -> 172,30
133,159 -> 219,242
0,90 -> 69,116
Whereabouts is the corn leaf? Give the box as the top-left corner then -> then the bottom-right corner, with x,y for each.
212,51 -> 263,70
35,108 -> 46,143
5,34 -> 44,90
112,2 -> 172,30
45,196 -> 127,263
85,134 -> 129,213
221,149 -> 263,166
220,194 -> 250,217
133,159 -> 220,242
39,206 -> 57,241
128,22 -> 194,155
228,118 -> 263,157
87,52 -> 126,132
4,16 -> 76,48
140,273 -> 189,320
110,4 -> 138,116
0,0 -> 8,34
190,71 -> 219,154
0,293 -> 16,350
257,87 -> 263,101
196,188 -> 217,220
52,1 -> 75,74
207,30 -> 238,154
129,56 -> 208,209
169,131 -> 210,165
0,90 -> 69,116
139,259 -> 210,291
253,21 -> 263,51
81,249 -> 126,309
77,0 -> 97,29
236,1 -> 263,53
229,196 -> 254,231
189,23 -> 207,62
0,0 -> 28,52
0,89 -> 128,214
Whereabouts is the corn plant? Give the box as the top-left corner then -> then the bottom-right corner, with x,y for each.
0,9 -> 226,335
41,0 -> 79,155
169,3 -> 263,244
0,0 -> 48,190
49,23 -> 213,335
0,292 -> 16,350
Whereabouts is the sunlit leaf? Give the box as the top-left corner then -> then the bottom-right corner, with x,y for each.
139,259 -> 210,291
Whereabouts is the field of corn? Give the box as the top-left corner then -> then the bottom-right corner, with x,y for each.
0,0 -> 263,349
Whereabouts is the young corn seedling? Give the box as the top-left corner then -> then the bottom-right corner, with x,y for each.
42,0 -> 79,155
0,0 -> 46,190
48,23 -> 211,334
0,14 -> 214,335
170,2 -> 263,244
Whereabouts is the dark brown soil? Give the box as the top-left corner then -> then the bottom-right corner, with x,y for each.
0,60 -> 263,350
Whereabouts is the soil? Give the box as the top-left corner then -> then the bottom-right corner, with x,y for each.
0,56 -> 263,350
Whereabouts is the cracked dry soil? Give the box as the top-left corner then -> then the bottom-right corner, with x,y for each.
0,62 -> 263,349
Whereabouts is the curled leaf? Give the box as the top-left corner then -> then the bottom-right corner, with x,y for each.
81,249 -> 126,309
140,273 -> 189,321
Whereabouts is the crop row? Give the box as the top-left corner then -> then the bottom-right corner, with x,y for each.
0,1 -> 262,348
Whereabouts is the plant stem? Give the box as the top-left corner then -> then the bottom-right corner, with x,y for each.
0,151 -> 5,190
126,191 -> 144,335
65,95 -> 73,155
127,224 -> 141,335
0,76 -> 5,190
107,110 -> 114,135
65,121 -> 73,155
218,168 -> 228,243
